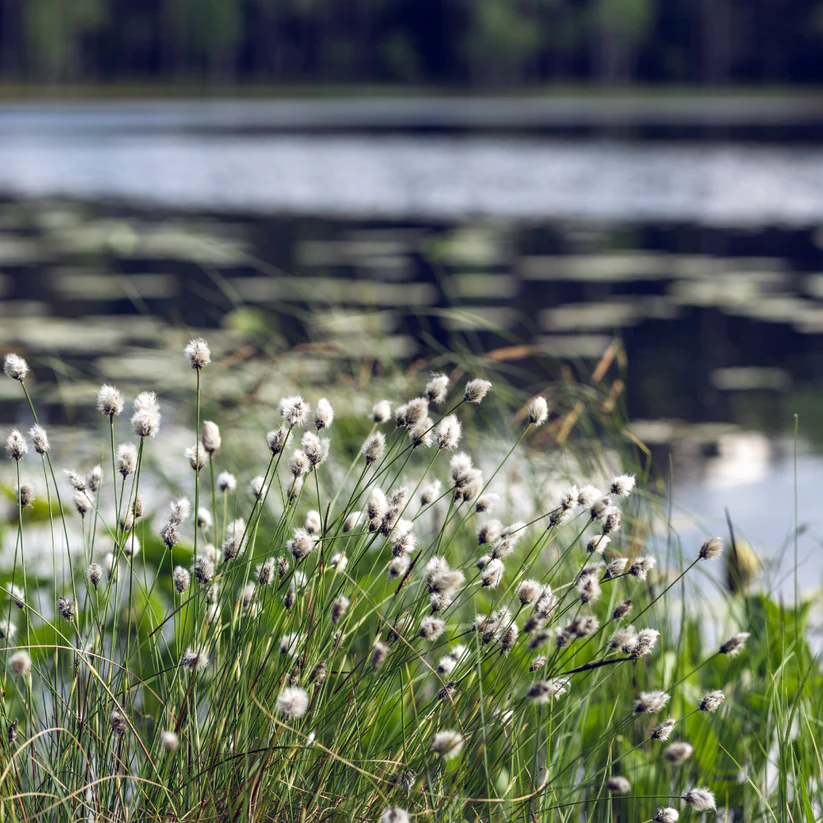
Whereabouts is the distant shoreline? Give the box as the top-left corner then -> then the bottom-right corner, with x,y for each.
0,89 -> 821,136
0,83 -> 820,102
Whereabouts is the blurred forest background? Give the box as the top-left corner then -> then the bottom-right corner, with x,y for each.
1,0 -> 822,89
1,0 -> 823,590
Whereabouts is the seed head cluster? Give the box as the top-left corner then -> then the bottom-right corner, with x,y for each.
0,352 -> 737,822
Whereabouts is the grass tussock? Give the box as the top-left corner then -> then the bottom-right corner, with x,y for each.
0,343 -> 818,822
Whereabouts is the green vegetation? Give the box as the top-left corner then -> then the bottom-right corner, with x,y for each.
0,337 -> 818,821
1,0 -> 823,88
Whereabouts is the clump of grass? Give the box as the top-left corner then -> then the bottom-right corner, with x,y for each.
0,345 -> 774,821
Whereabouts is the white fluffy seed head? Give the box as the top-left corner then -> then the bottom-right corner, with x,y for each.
115,443 -> 137,477
169,497 -> 191,525
123,534 -> 141,558
217,471 -> 236,492
97,384 -> 124,417
8,650 -> 32,676
436,414 -> 462,450
590,496 -> 612,520
184,337 -> 211,369
516,579 -> 543,605
424,556 -> 465,596
528,678 -> 569,704
425,373 -> 449,404
173,566 -> 191,594
409,416 -> 434,448
368,487 -> 387,522
197,508 -> 213,530
302,431 -> 330,466
606,557 -> 629,579
559,485 -> 579,511
87,465 -> 102,493
420,480 -> 442,506
611,625 -> 637,652
110,708 -> 128,736
314,397 -> 334,430
73,491 -> 91,517
65,470 -> 86,491
277,686 -> 309,720
464,378 -> 492,404
7,584 -> 24,608
28,424 -> 49,454
481,557 -> 504,588
699,690 -> 725,713
654,808 -> 680,823
342,510 -> 362,533
16,483 -> 34,508
528,396 -> 549,426
652,718 -> 676,741
181,647 -> 209,672
250,475 -> 269,501
587,534 -> 611,554
331,595 -> 349,624
664,741 -> 694,764
635,690 -> 670,714
402,398 -> 428,429
683,788 -> 716,812
222,518 -> 247,561
431,730 -> 463,760
161,521 -> 180,549
185,443 -> 206,471
86,563 -> 103,587
57,596 -> 76,622
630,628 -> 660,659
419,616 -> 445,640
370,641 -> 389,671
605,776 -> 631,794
201,420 -> 221,454
161,730 -> 179,752
288,474 -> 304,501
475,492 -> 498,514
610,474 -> 636,497
194,554 -> 215,586
380,808 -> 410,823
629,555 -> 656,580
4,353 -> 29,381
699,537 -> 724,560
478,519 -> 502,546
265,426 -> 288,457
6,430 -> 26,461
601,508 -> 621,535
290,450 -> 310,478
303,509 -> 321,535
131,395 -> 161,438
280,396 -> 311,428
372,400 -> 391,423
288,528 -> 316,561
720,632 -> 751,656
362,431 -> 385,465
577,485 -> 601,507
577,575 -> 601,604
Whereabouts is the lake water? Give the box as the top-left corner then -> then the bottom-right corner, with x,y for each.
0,98 -> 822,593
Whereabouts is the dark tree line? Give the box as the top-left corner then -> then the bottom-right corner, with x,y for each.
1,0 -> 822,87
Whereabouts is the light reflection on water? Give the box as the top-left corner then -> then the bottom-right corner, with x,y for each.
0,104 -> 822,590
0,131 -> 823,225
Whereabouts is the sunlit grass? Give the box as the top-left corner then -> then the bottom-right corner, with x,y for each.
0,341 -> 816,822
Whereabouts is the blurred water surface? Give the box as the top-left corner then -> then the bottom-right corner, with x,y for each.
0,99 -> 822,591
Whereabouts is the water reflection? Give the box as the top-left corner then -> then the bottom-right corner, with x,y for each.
0,105 -> 822,590
2,133 -> 823,224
